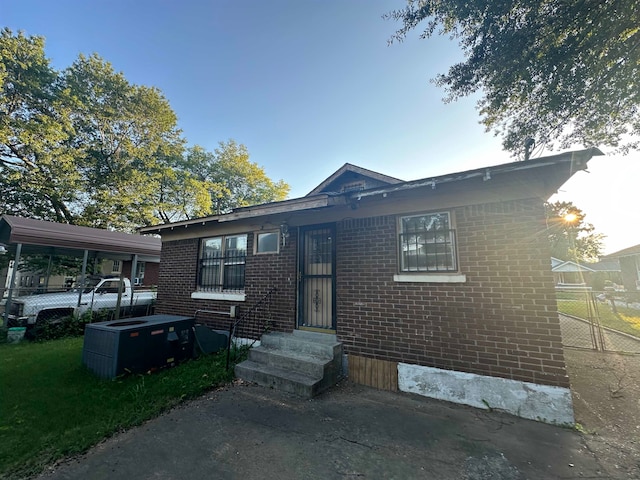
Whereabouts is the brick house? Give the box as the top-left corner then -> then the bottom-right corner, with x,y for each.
601,244 -> 640,292
140,148 -> 603,424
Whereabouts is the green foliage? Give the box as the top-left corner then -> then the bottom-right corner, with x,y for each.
26,313 -> 89,342
545,201 -> 604,262
0,29 -> 289,230
0,28 -> 78,222
17,254 -> 83,277
206,140 -> 290,214
0,337 -> 234,478
63,54 -> 185,230
386,1 -> 640,154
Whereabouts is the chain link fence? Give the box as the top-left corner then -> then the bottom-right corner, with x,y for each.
2,278 -> 156,330
557,287 -> 640,354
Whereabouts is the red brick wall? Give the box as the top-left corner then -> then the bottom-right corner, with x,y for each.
156,231 -> 297,336
336,198 -> 568,388
122,262 -> 159,286
156,197 -> 567,388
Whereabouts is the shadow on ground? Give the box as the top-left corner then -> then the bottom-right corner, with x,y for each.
38,378 -> 611,480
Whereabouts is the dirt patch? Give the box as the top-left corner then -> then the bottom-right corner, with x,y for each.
564,348 -> 640,478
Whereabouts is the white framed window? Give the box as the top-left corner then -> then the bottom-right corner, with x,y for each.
111,260 -> 121,273
398,212 -> 458,273
197,234 -> 247,293
255,231 -> 279,254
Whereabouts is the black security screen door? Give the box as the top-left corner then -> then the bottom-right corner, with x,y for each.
298,224 -> 336,330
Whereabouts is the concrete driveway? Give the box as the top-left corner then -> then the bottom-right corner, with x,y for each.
38,381 -> 607,480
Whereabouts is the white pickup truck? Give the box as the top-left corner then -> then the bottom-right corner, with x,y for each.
5,277 -> 156,326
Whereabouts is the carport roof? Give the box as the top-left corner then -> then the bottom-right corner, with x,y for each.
0,215 -> 161,261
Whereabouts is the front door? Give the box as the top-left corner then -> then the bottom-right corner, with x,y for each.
298,224 -> 336,330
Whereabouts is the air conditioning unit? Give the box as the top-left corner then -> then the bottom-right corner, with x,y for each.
83,314 -> 195,379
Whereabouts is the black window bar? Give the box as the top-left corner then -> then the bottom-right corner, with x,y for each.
399,229 -> 457,272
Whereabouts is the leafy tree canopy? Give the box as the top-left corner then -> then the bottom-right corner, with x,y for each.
154,142 -> 289,222
545,201 -> 604,262
0,28 -> 289,232
386,0 -> 640,155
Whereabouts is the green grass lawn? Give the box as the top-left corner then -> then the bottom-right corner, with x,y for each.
557,298 -> 640,338
0,338 -> 235,479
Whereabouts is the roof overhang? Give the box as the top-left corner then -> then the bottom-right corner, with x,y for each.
139,147 -> 604,237
139,194 -> 344,234
350,148 -> 602,201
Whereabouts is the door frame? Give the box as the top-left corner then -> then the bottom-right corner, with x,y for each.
297,223 -> 337,331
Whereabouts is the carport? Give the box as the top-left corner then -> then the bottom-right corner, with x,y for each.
0,215 -> 161,325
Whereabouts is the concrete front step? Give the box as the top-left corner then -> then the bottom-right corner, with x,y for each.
235,360 -> 323,398
248,346 -> 328,378
235,330 -> 343,398
260,331 -> 341,360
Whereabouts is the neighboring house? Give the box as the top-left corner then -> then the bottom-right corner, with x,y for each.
141,148 -> 603,424
100,259 -> 159,286
551,257 -> 593,286
551,257 -> 621,288
1,255 -> 158,299
602,244 -> 640,291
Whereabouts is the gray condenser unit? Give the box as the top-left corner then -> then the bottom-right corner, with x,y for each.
83,314 -> 195,379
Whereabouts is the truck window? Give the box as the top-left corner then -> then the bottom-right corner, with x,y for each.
97,280 -> 122,294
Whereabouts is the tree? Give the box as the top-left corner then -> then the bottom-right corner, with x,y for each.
152,146 -> 213,224
0,30 -> 184,231
386,1 -> 640,155
151,143 -> 290,222
62,53 -> 186,230
545,201 -> 604,262
1,29 -> 289,231
0,28 -> 79,223
208,140 -> 290,214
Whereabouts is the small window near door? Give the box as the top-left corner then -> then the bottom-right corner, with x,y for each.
255,231 -> 279,254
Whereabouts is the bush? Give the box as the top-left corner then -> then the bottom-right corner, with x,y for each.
27,314 -> 89,341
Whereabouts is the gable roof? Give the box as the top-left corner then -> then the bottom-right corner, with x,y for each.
551,256 -> 620,273
140,147 -> 604,235
602,243 -> 640,259
551,258 -> 596,273
0,215 -> 161,261
306,163 -> 402,196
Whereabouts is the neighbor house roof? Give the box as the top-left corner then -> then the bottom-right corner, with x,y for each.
551,257 -> 620,273
551,258 -> 596,273
140,147 -> 604,235
0,215 -> 161,261
602,243 -> 640,259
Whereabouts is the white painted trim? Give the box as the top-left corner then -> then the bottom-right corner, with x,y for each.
393,274 -> 467,283
397,363 -> 574,425
191,291 -> 246,302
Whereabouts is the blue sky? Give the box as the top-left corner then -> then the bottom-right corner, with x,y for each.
4,0 -> 639,254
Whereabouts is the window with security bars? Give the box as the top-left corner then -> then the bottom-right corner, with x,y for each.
198,234 -> 247,292
399,212 -> 457,272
